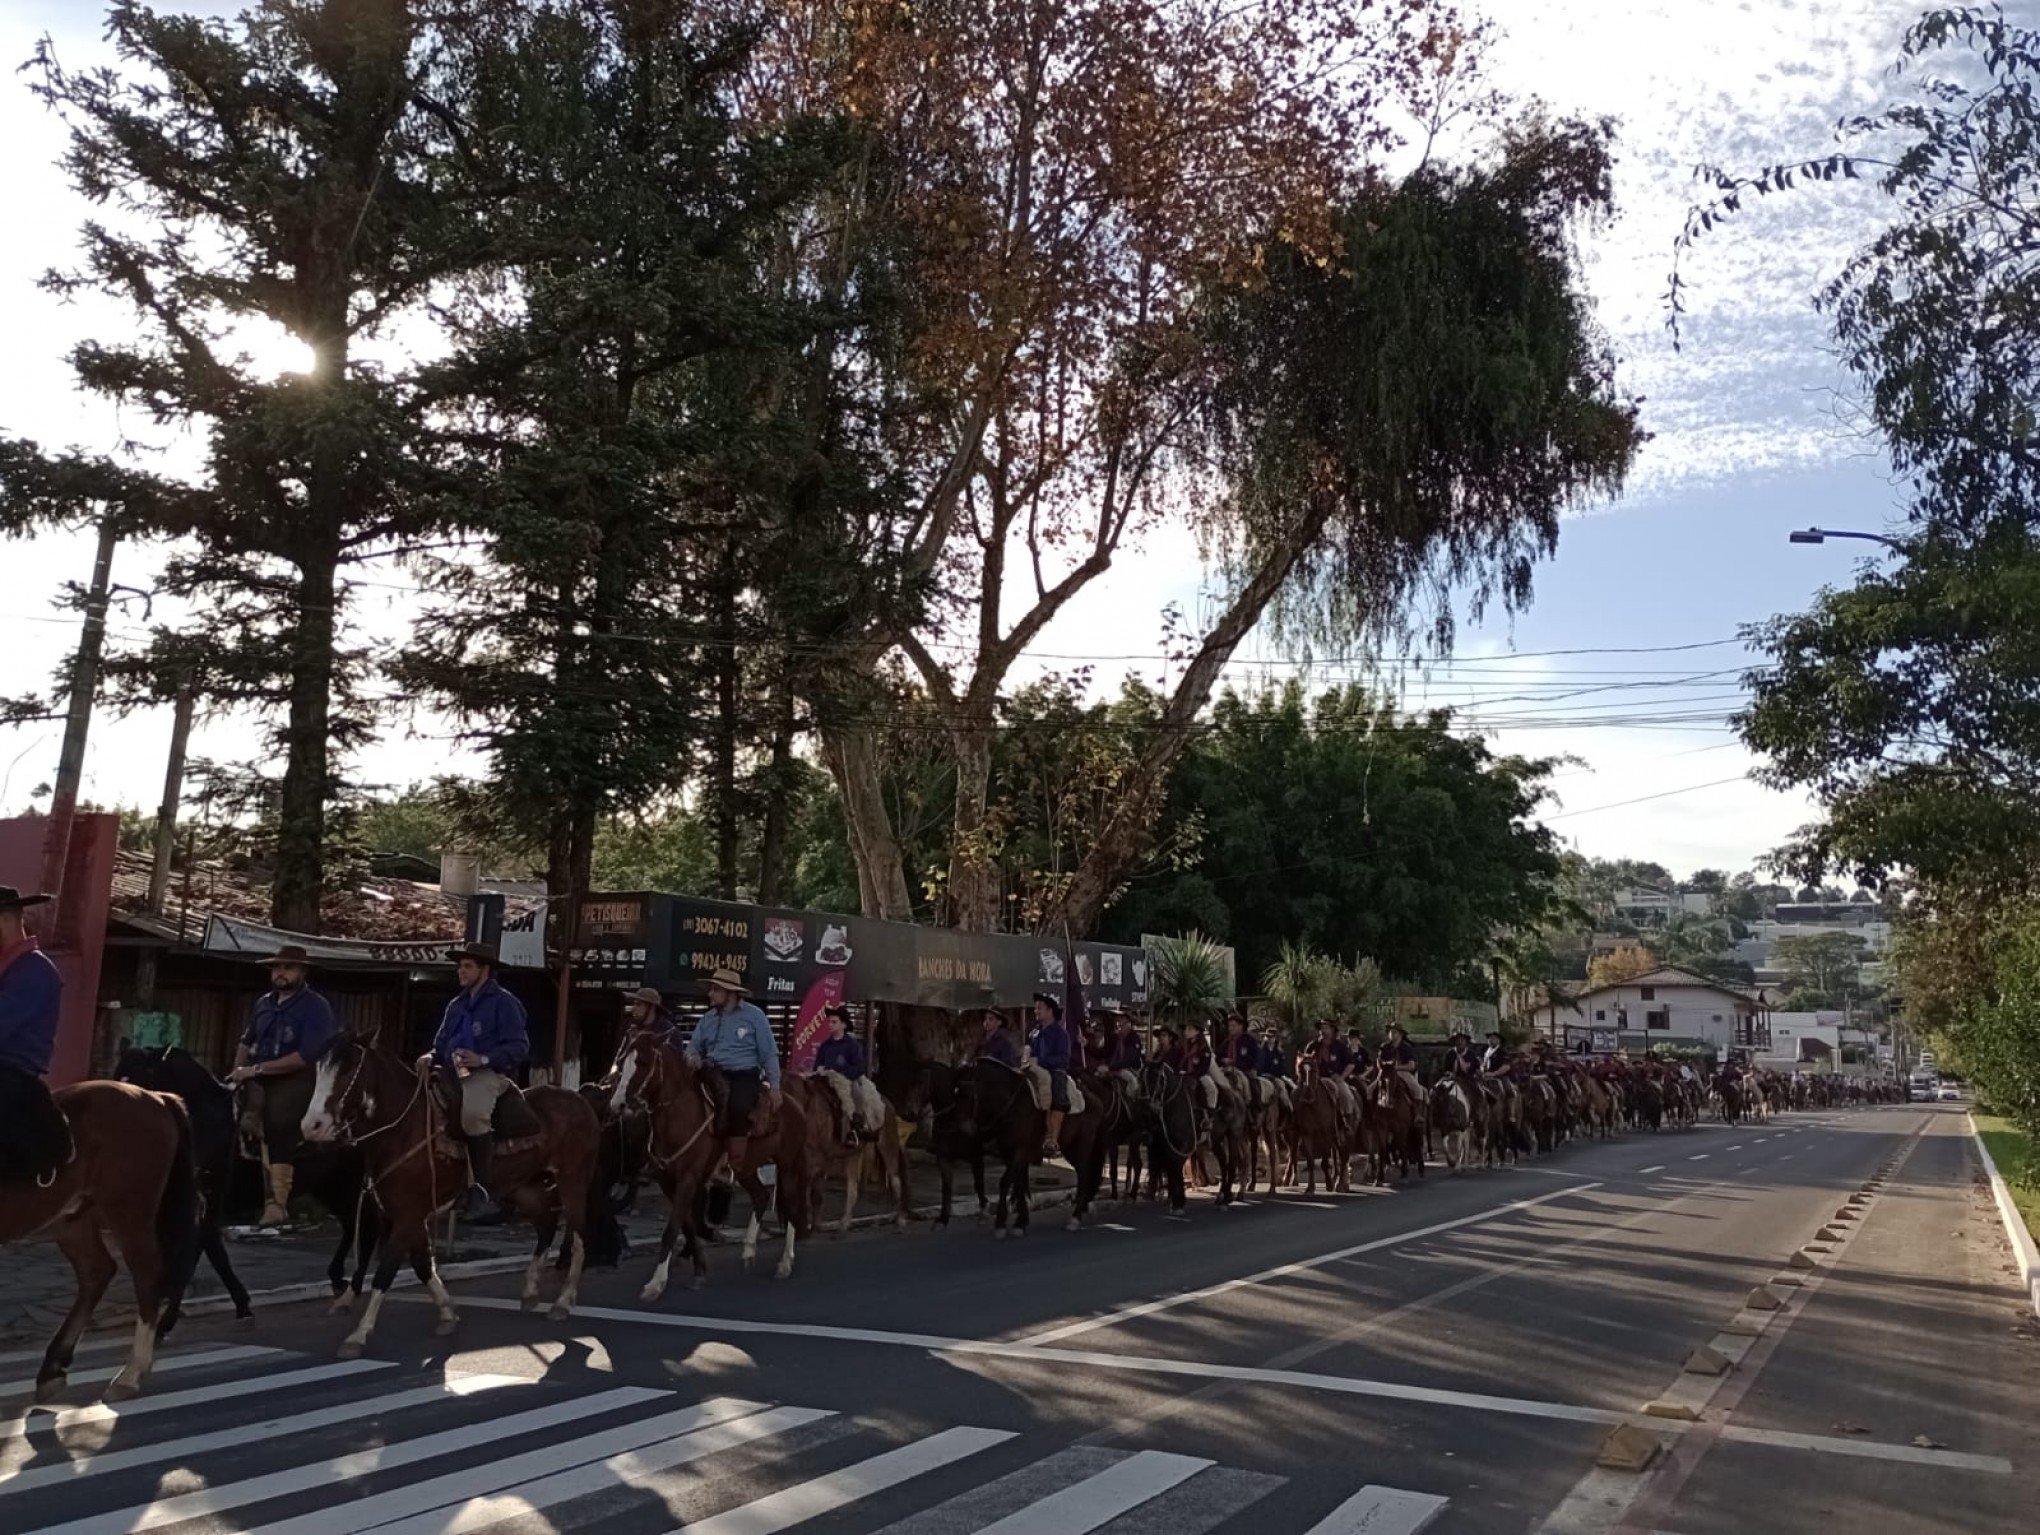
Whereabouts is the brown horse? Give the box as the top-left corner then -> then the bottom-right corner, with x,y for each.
300,1036 -> 600,1357
609,1030 -> 812,1296
790,1071 -> 910,1234
1288,1064 -> 1350,1194
0,1081 -> 201,1402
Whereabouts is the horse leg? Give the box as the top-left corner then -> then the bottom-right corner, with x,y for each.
36,1222 -> 116,1403
553,1231 -> 587,1319
337,1242 -> 407,1359
421,1248 -> 460,1338
642,1180 -> 685,1302
934,1153 -> 954,1228
837,1147 -> 861,1235
202,1219 -> 254,1321
739,1171 -> 771,1271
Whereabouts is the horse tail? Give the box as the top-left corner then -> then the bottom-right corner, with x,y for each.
154,1093 -> 205,1339
581,1117 -> 628,1269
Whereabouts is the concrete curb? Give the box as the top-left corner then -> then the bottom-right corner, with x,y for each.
1968,1111 -> 2040,1321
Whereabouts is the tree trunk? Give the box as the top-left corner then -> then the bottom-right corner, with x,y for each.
1041,504 -> 1331,936
824,721 -> 914,920
756,674 -> 796,905
712,561 -> 741,899
271,535 -> 339,933
943,713 -> 1001,931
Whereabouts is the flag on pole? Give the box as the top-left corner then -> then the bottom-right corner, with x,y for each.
1063,929 -> 1088,1041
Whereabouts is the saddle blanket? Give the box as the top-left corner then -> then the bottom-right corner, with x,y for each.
1021,1061 -> 1085,1116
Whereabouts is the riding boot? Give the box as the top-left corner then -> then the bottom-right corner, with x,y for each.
1042,1109 -> 1066,1163
462,1135 -> 505,1224
259,1162 -> 294,1227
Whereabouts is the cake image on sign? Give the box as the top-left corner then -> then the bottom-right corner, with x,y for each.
764,917 -> 804,964
1101,952 -> 1123,986
814,923 -> 853,966
1038,949 -> 1065,986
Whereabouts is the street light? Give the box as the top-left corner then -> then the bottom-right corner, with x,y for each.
1788,527 -> 1902,550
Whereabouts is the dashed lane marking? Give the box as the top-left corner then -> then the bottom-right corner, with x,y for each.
1687,1154 -> 1709,1162
1637,1166 -> 1665,1175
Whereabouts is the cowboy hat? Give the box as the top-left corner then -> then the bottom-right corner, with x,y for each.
0,885 -> 53,914
703,966 -> 750,995
626,986 -> 663,1009
259,943 -> 315,968
1032,991 -> 1062,1014
447,941 -> 501,967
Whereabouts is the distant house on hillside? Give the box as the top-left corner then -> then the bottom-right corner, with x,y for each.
1610,886 -> 1713,924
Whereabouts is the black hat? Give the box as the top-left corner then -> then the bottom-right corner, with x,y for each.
824,1003 -> 850,1020
1450,1030 -> 1470,1043
260,943 -> 315,969
0,886 -> 53,915
1033,992 -> 1063,1015
448,941 -> 501,968
1486,1029 -> 1503,1039
1386,1021 -> 1407,1036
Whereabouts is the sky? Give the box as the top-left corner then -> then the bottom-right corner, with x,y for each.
0,0 -> 1928,881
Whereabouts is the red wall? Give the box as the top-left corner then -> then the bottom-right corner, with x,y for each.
0,813 -> 117,1086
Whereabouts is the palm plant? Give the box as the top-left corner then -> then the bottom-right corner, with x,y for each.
1150,930 -> 1233,1024
1262,940 -> 1334,1034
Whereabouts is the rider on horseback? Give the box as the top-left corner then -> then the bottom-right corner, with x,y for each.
1480,1029 -> 1509,1073
228,943 -> 337,1224
812,1005 -> 883,1148
1219,1013 -> 1261,1108
0,886 -> 68,1186
1446,1030 -> 1479,1077
1379,1022 -> 1421,1097
1028,993 -> 1073,1165
687,968 -> 781,1169
426,942 -> 529,1224
979,1008 -> 1022,1068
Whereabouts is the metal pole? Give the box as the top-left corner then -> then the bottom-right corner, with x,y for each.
147,680 -> 196,914
39,517 -> 119,910
551,896 -> 578,1086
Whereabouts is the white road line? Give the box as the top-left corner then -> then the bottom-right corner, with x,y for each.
0,1345 -> 280,1406
1303,1484 -> 1451,1534
1726,1144 -> 1743,1151
257,1400 -> 820,1535
1637,1165 -> 1665,1175
1686,1154 -> 1709,1162
1713,1423 -> 2012,1474
32,1384 -> 670,1535
667,1426 -> 1015,1535
1,1358 -> 396,1447
1777,1154 -> 1793,1162
969,1450 -> 1210,1535
1015,1184 -> 1596,1345
0,1363 -> 420,1485
1285,1201 -> 1341,1210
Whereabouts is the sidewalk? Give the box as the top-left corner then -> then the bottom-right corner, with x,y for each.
0,1149 -> 1080,1346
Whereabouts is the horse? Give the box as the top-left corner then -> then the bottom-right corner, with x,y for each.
1200,1075 -> 1253,1208
792,1070 -> 911,1234
1366,1067 -> 1428,1182
1289,1063 -> 1351,1194
1135,1062 -> 1194,1217
894,1059 -> 991,1227
609,1030 -> 810,1296
1428,1073 -> 1477,1172
301,1035 -> 601,1356
951,1059 -> 1075,1237
1,1080 -> 202,1402
112,1046 -> 254,1322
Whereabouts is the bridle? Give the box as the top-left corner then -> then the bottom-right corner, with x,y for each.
620,1034 -> 714,1172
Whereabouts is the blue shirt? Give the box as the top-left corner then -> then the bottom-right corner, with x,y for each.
0,940 -> 61,1077
1029,1020 -> 1072,1072
689,1000 -> 779,1087
244,986 -> 338,1066
813,1034 -> 866,1079
433,979 -> 529,1073
979,1027 -> 1021,1068
1220,1031 -> 1258,1071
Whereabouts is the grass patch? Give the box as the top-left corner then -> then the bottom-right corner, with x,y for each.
1975,1114 -> 2040,1238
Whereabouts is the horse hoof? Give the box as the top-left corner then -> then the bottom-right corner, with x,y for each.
773,1263 -> 793,1281
336,1341 -> 365,1361
433,1317 -> 459,1338
235,1307 -> 257,1324
547,1303 -> 572,1322
1010,1226 -> 1026,1239
639,1284 -> 665,1304
102,1380 -> 141,1404
992,1227 -> 1007,1242
328,1293 -> 356,1316
33,1375 -> 65,1405
690,1275 -> 707,1291
1065,1218 -> 1082,1232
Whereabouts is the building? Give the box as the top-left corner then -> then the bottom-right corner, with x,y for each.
1610,887 -> 1714,924
1757,1011 -> 1842,1071
1567,966 -> 1770,1056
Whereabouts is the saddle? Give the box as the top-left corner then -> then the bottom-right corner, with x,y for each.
1020,1060 -> 1085,1116
0,1069 -> 73,1186
430,1068 -> 544,1144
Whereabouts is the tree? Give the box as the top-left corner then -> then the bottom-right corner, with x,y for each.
1103,683 -> 1566,992
3,1 -> 493,930
1148,931 -> 1234,1025
1044,118 -> 1643,933
1587,943 -> 1657,988
1771,931 -> 1867,1005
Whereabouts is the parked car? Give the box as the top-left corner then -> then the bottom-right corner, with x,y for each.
1937,1084 -> 1962,1101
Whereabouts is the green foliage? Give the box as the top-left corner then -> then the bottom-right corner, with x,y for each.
1104,683 -> 1563,992
1148,932 -> 1235,1022
1964,926 -> 2040,1138
1770,931 -> 1868,1007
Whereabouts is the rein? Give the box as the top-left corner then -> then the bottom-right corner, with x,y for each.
624,1043 -> 715,1172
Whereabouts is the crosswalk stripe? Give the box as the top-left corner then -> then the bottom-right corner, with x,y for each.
969,1450 -> 1211,1535
323,1403 -> 834,1535
1302,1484 -> 1450,1534
248,1396 -> 782,1535
0,1372 -> 514,1496
31,1384 -> 670,1535
0,1358 -> 398,1449
872,1447 -> 1127,1535
669,1426 -> 1016,1535
0,1345 -> 282,1406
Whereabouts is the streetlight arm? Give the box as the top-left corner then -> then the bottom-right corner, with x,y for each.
1789,527 -> 1902,551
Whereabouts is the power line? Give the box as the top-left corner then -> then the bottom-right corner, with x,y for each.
1545,774 -> 1752,821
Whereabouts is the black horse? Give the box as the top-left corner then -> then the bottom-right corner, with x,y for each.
113,1045 -> 379,1307
895,1061 -> 991,1228
1136,1062 -> 1194,1217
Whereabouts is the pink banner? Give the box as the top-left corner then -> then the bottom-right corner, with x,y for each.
786,967 -> 847,1075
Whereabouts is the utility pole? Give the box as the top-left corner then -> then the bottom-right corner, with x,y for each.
147,677 -> 197,914
38,517 -> 119,917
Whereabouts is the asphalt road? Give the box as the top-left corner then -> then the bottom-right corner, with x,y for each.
5,1103 -> 2037,1534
